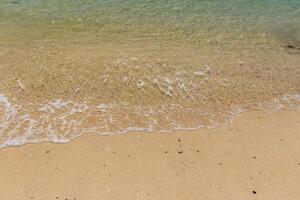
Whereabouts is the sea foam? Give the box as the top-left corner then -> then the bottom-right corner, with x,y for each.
0,92 -> 299,148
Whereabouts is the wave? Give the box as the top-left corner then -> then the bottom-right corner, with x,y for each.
0,92 -> 299,148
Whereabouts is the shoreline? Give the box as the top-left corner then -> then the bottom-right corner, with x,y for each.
0,91 -> 299,149
1,110 -> 300,200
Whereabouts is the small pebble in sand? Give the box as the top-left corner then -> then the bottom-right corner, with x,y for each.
196,150 -> 200,153
17,79 -> 26,90
193,70 -> 206,76
178,139 -> 181,142
178,151 -> 183,154
252,156 -> 256,159
252,191 -> 257,194
46,150 -> 50,154
164,151 -> 168,154
286,44 -> 295,49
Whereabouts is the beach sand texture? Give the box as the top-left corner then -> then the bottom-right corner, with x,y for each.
0,110 -> 299,200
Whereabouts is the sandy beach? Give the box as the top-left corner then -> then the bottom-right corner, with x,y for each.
1,1 -> 300,200
0,110 -> 299,200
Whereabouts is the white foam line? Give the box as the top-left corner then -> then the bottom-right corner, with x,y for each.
0,92 -> 299,149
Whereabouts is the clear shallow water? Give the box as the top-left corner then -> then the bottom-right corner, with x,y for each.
1,0 -> 300,45
0,0 -> 300,147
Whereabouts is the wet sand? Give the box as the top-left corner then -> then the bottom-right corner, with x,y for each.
0,110 -> 299,200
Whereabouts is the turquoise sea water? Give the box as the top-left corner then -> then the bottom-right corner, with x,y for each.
0,0 -> 299,147
1,0 -> 299,45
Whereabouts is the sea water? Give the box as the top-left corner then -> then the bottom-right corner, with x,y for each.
0,0 -> 299,147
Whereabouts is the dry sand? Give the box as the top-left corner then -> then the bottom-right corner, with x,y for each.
0,110 -> 299,200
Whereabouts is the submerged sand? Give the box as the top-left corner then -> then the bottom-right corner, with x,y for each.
0,110 -> 299,200
1,39 -> 299,146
